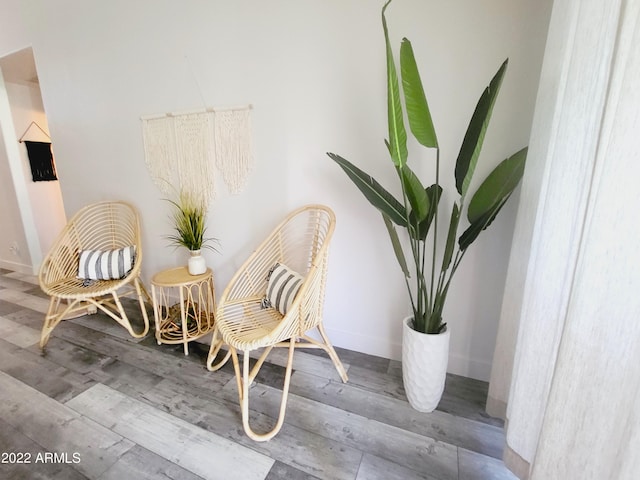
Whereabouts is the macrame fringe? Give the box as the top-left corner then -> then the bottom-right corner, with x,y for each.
141,116 -> 176,196
213,109 -> 253,194
173,112 -> 216,204
141,106 -> 252,204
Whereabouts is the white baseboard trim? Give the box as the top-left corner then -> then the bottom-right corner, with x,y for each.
0,259 -> 34,275
323,325 -> 402,361
447,353 -> 492,382
323,325 -> 491,381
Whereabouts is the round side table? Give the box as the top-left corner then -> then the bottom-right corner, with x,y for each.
151,266 -> 216,355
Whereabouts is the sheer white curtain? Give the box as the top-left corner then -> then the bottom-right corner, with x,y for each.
487,0 -> 640,478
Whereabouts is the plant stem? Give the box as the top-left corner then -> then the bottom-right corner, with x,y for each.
412,233 -> 425,331
397,165 -> 424,331
429,148 -> 440,320
404,272 -> 418,326
420,236 -> 427,326
439,250 -> 466,309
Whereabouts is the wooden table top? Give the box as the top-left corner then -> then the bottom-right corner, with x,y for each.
151,267 -> 212,287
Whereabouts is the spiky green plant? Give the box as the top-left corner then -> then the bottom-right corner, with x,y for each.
166,191 -> 219,252
327,0 -> 526,334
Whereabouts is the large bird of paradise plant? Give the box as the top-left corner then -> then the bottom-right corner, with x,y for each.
328,0 -> 527,334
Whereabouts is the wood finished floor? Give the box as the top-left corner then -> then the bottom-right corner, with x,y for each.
0,268 -> 515,480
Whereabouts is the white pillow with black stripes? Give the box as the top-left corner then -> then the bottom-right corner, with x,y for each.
77,246 -> 136,281
262,263 -> 303,315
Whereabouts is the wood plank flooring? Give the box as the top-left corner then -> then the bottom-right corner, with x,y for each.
0,268 -> 515,480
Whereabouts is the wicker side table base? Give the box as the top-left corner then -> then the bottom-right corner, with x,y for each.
151,267 -> 216,355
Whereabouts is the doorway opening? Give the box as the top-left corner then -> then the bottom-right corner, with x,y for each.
0,47 -> 66,275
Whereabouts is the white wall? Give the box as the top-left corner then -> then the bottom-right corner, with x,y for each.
0,72 -> 36,273
0,0 -> 551,379
0,2 -> 39,273
5,81 -> 67,259
0,111 -> 31,272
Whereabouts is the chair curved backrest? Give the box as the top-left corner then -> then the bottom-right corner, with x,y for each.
40,201 -> 143,296
208,204 -> 347,442
217,204 -> 335,349
38,200 -> 149,348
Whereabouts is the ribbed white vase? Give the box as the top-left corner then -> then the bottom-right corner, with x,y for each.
187,250 -> 206,275
402,317 -> 450,412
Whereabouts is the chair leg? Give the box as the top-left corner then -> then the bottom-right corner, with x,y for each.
41,277 -> 151,349
90,277 -> 150,339
40,297 -> 87,350
136,276 -> 152,305
40,296 -> 64,349
234,341 -> 296,442
132,277 -> 151,336
315,323 -> 348,383
206,327 -> 232,371
107,287 -> 149,338
299,324 -> 348,383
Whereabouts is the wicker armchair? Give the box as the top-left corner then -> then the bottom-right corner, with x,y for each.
207,204 -> 348,441
38,200 -> 150,348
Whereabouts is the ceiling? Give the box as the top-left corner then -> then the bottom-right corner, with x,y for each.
0,47 -> 39,85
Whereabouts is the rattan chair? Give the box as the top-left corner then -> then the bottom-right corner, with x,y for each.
207,204 -> 348,441
39,200 -> 150,348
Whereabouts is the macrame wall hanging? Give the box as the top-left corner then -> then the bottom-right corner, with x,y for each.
141,105 -> 253,205
214,108 -> 252,194
19,121 -> 58,182
24,141 -> 57,182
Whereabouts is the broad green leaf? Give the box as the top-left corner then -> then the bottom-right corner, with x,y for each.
400,38 -> 438,148
425,184 -> 442,219
399,165 -> 429,222
459,147 -> 527,250
458,196 -> 510,251
382,0 -> 407,167
422,184 -> 442,238
455,59 -> 508,197
409,184 -> 441,241
328,152 -> 407,226
441,203 -> 460,272
383,213 -> 410,278
467,147 -> 527,224
408,211 -> 421,241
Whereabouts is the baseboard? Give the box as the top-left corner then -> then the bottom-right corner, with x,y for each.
323,325 -> 402,361
447,353 -> 492,382
0,259 -> 34,275
323,325 -> 492,381
503,442 -> 530,480
486,395 -> 508,420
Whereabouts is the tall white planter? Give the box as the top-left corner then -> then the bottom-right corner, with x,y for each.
402,317 -> 450,412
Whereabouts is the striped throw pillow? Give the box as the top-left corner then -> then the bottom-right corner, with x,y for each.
77,246 -> 136,280
262,263 -> 303,315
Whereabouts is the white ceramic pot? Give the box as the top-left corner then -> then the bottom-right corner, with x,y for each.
402,316 -> 450,412
187,250 -> 207,275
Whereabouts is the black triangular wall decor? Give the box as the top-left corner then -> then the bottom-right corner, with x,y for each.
24,141 -> 57,182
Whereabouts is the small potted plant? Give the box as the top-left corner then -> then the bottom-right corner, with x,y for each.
166,190 -> 219,275
328,0 -> 527,411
